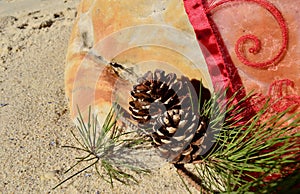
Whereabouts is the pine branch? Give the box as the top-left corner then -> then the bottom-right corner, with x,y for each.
192,90 -> 300,193
53,104 -> 151,189
175,164 -> 207,193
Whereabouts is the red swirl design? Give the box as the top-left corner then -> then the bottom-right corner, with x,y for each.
205,0 -> 288,68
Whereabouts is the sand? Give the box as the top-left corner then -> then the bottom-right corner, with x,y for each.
0,0 -> 197,193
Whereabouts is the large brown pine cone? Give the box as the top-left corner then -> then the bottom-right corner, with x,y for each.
129,69 -> 210,164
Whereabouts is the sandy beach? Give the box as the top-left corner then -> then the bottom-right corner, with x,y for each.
0,0 -> 197,193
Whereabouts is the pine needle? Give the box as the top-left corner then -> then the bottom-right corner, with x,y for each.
193,90 -> 300,193
53,104 -> 151,189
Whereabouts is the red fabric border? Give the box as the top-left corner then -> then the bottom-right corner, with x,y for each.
183,0 -> 246,104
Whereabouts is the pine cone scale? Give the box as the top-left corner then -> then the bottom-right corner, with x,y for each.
129,100 -> 150,110
134,84 -> 151,92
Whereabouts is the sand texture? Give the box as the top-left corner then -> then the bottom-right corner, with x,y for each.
0,0 -> 197,193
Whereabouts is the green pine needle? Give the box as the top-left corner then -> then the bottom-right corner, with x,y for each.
192,90 -> 300,193
53,104 -> 150,189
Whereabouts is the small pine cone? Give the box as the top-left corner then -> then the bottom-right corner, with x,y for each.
129,69 -> 197,133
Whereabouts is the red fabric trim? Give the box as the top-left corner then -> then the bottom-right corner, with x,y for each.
183,0 -> 246,104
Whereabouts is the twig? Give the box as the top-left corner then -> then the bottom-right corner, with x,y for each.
174,164 -> 208,193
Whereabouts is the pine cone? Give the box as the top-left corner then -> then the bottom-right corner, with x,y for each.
152,108 -> 208,164
129,70 -> 196,130
129,69 -> 210,164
